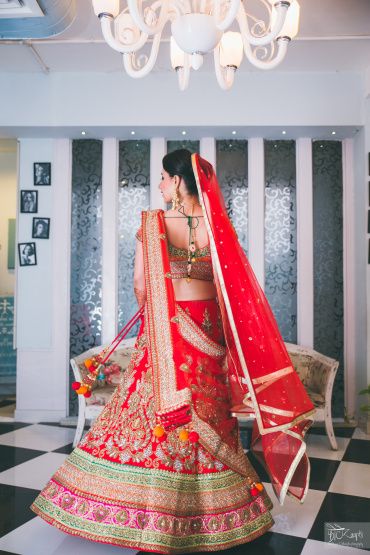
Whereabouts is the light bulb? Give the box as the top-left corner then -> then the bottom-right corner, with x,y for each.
271,0 -> 300,39
92,0 -> 120,18
219,31 -> 243,68
170,36 -> 185,69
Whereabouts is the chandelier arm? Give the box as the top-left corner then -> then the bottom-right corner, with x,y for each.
242,35 -> 289,69
213,45 -> 234,90
168,0 -> 186,18
123,32 -> 162,77
127,0 -> 169,36
240,2 -> 290,46
215,0 -> 241,32
100,15 -> 148,53
177,53 -> 191,90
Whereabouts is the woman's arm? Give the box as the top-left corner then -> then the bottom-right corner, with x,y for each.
133,227 -> 146,307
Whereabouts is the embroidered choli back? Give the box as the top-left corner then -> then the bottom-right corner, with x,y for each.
135,226 -> 213,281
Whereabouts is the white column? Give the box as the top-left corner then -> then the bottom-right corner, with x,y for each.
342,138 -> 357,420
200,137 -> 216,168
296,138 -> 314,348
150,137 -> 166,209
101,138 -> 119,344
248,138 -> 265,290
15,138 -> 72,421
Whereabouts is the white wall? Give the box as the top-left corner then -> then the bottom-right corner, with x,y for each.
15,139 -> 71,421
0,71 -> 363,129
0,140 -> 17,296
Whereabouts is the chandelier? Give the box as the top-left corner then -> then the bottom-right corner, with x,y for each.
92,0 -> 300,90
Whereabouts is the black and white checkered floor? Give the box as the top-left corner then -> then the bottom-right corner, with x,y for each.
0,421 -> 369,554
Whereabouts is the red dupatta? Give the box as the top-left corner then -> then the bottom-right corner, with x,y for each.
141,209 -> 251,478
191,153 -> 315,506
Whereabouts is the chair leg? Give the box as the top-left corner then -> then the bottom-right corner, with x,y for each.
73,397 -> 86,448
324,405 -> 338,450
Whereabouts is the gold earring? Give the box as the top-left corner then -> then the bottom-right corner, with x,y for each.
172,186 -> 181,210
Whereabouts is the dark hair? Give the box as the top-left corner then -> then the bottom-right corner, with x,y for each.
162,149 -> 198,196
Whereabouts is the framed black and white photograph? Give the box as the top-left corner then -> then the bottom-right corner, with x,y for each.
18,242 -> 37,266
32,217 -> 50,239
34,162 -> 51,186
20,190 -> 38,213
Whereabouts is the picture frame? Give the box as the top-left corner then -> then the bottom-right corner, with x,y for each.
32,217 -> 50,239
20,190 -> 38,213
18,242 -> 37,266
33,162 -> 51,186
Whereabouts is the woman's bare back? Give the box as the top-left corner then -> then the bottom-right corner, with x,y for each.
164,208 -> 217,301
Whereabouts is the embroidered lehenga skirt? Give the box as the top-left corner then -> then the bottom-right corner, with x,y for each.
31,298 -> 275,553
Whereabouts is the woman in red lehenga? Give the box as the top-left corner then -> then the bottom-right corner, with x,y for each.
31,149 -> 315,553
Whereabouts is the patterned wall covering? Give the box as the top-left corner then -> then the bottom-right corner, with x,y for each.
166,141 -> 200,154
264,140 -> 297,344
0,297 -> 16,395
313,141 -> 344,418
118,141 -> 150,337
69,140 -> 103,415
216,140 -> 249,255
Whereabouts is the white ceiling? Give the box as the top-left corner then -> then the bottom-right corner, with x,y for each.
0,0 -> 370,73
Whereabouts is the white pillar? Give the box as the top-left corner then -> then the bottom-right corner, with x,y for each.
150,138 -> 166,209
101,138 -> 119,344
200,137 -> 216,167
296,138 -> 314,348
248,138 -> 265,290
15,138 -> 72,421
342,138 -> 357,420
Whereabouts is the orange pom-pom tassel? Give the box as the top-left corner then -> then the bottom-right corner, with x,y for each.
153,425 -> 166,438
179,429 -> 189,441
76,385 -> 88,395
84,359 -> 93,369
255,482 -> 264,492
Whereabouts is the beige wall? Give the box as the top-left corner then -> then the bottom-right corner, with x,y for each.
0,139 -> 17,296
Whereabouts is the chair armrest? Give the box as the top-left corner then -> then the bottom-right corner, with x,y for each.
308,356 -> 339,400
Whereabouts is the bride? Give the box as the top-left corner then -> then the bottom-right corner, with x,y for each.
31,149 -> 315,553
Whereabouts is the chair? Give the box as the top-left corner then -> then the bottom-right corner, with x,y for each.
285,342 -> 339,450
72,339 -> 339,451
70,336 -> 137,447
232,343 -> 339,451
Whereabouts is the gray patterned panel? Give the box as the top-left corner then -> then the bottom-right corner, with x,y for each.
166,141 -> 200,154
118,141 -> 150,337
216,140 -> 248,255
69,139 -> 103,415
264,140 -> 297,344
312,140 -> 344,418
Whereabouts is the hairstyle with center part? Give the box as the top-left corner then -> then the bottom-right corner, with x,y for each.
162,149 -> 198,197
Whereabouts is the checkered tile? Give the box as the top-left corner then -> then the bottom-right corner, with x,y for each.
0,422 -> 368,554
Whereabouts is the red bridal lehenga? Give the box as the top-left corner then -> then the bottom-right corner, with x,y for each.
31,154 -> 315,554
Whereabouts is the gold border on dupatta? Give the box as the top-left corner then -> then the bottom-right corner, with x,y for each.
142,209 -> 192,414
176,304 -> 226,359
